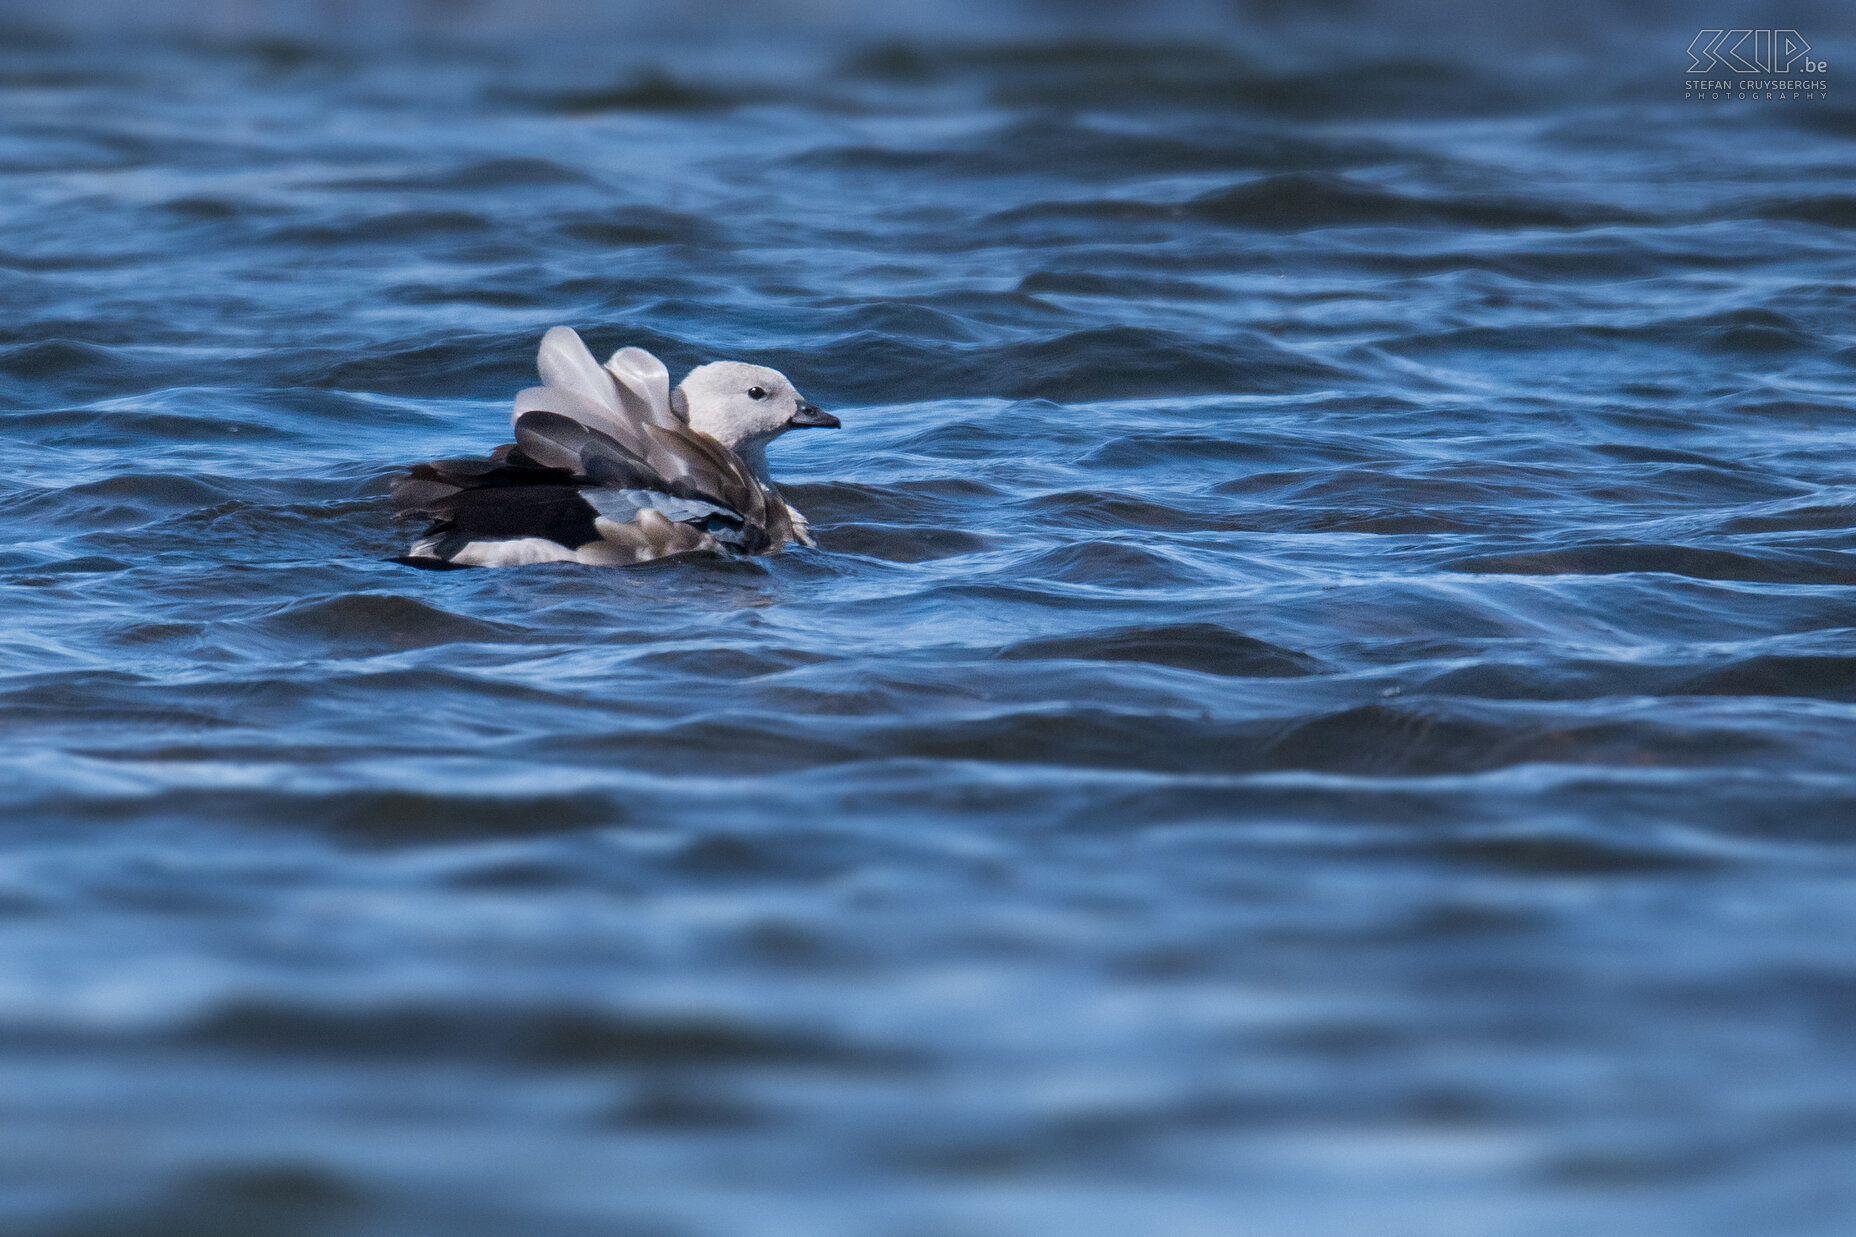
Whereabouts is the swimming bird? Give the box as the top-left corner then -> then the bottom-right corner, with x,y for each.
393,326 -> 838,568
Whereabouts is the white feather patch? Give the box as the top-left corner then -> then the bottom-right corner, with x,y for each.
788,506 -> 815,547
582,487 -> 730,525
445,538 -> 584,567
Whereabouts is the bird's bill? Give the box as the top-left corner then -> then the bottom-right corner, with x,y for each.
790,402 -> 840,429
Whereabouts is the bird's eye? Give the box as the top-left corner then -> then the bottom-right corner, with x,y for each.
747,386 -> 767,400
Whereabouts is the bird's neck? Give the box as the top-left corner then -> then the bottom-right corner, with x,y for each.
734,439 -> 774,488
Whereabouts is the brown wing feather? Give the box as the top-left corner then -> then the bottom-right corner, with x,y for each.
507,410 -> 794,553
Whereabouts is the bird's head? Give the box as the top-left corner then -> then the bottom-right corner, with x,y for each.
674,361 -> 837,456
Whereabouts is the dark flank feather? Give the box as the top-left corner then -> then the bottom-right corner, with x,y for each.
391,456 -> 603,561
393,417 -> 796,566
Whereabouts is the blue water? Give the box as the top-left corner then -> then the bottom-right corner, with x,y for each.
3,12 -> 1856,1236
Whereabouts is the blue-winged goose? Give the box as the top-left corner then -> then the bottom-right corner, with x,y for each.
394,326 -> 838,567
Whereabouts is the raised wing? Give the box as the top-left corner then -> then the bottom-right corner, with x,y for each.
530,326 -> 629,438
522,327 -> 679,437
605,346 -> 678,427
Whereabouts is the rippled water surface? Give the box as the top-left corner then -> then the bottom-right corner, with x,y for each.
4,17 -> 1856,1236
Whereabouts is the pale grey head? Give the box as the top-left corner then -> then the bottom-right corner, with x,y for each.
673,361 -> 838,463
